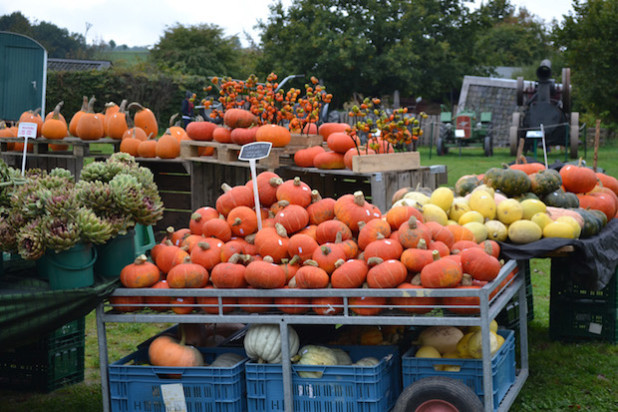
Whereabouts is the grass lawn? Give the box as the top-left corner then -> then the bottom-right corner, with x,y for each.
1,141 -> 617,411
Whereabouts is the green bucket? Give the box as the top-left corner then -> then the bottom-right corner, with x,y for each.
134,224 -> 156,257
47,243 -> 97,290
94,229 -> 136,278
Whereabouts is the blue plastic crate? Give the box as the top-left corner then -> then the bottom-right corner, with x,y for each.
245,345 -> 400,412
109,346 -> 248,412
401,329 -> 515,411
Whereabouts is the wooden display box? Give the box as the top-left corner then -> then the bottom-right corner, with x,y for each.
278,165 -> 446,213
351,151 -> 420,173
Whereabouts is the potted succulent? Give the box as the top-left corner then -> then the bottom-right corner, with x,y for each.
0,153 -> 164,288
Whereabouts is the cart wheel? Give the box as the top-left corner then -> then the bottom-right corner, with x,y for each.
562,68 -> 571,114
509,112 -> 521,156
516,77 -> 524,106
569,112 -> 579,159
436,137 -> 448,156
393,377 -> 484,412
484,136 -> 493,157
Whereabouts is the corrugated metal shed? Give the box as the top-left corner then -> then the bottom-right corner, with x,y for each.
0,31 -> 47,122
47,58 -> 111,71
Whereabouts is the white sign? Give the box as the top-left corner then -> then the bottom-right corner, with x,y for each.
454,129 -> 465,138
17,122 -> 38,139
161,383 -> 187,412
526,130 -> 543,139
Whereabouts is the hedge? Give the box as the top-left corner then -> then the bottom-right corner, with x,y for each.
46,68 -> 208,134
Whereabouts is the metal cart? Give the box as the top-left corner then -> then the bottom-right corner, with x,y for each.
96,259 -> 528,412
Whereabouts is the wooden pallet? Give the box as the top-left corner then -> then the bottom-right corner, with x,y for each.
0,137 -> 120,178
180,134 -> 322,168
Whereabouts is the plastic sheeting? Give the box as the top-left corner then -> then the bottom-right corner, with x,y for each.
0,272 -> 119,349
499,218 -> 618,291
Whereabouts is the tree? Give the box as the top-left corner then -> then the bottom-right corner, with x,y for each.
255,0 -> 489,107
149,23 -> 247,79
553,0 -> 618,124
0,11 -> 91,59
473,6 -> 552,68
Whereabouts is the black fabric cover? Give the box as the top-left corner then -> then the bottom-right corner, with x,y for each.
0,272 -> 119,349
499,218 -> 618,290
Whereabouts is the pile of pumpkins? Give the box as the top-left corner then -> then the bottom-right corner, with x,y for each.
111,170 -> 518,317
394,160 -> 617,243
0,98 -> 189,160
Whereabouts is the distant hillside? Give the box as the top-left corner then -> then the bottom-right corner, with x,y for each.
95,48 -> 150,67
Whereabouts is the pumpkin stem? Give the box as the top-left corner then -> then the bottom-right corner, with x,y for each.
221,183 -> 232,192
228,253 -> 243,264
263,255 -> 274,263
334,258 -> 346,268
461,273 -> 473,286
482,241 -> 493,256
431,250 -> 440,261
128,102 -> 146,112
376,232 -> 385,240
118,99 -> 128,112
52,101 -> 63,119
191,212 -> 203,222
407,216 -> 418,228
182,256 -> 192,263
293,176 -> 302,186
232,217 -> 242,226
310,189 -> 322,203
87,96 -> 96,113
166,226 -> 175,236
289,255 -> 301,265
411,274 -> 422,286
198,241 -> 211,250
320,245 -> 332,255
303,259 -> 319,267
357,221 -> 366,231
274,222 -> 288,238
417,238 -> 427,250
353,191 -> 366,206
245,233 -> 256,244
134,254 -> 148,265
335,231 -> 343,243
79,96 -> 88,112
270,177 -> 283,188
367,256 -> 383,267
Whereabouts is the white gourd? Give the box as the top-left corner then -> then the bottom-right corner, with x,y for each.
210,352 -> 245,367
296,345 -> 338,378
331,348 -> 352,365
243,324 -> 299,364
354,357 -> 380,366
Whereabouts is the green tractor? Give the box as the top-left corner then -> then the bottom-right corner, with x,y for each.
436,107 -> 493,156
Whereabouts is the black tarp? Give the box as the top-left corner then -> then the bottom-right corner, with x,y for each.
0,271 -> 119,349
499,218 -> 618,291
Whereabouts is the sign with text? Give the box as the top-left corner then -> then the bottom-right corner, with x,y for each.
238,142 -> 272,161
526,130 -> 543,139
17,122 -> 38,139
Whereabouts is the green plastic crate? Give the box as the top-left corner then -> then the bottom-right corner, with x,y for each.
0,318 -> 85,392
549,261 -> 618,343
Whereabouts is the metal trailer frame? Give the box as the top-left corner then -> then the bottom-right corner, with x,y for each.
96,259 -> 528,412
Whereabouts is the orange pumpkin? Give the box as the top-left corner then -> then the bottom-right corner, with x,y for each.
69,96 -> 89,137
76,97 -> 104,140
41,102 -> 68,140
155,133 -> 180,158
186,120 -> 217,141
256,124 -> 291,147
19,108 -> 43,137
129,102 -> 158,138
106,100 -> 129,139
148,334 -> 203,367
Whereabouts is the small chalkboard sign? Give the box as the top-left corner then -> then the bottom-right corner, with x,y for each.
238,142 -> 272,161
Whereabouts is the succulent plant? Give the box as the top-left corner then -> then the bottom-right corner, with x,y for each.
76,207 -> 113,244
16,218 -> 45,260
41,215 -> 81,252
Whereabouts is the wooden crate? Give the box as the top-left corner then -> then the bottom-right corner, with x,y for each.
278,165 -> 446,213
135,158 -> 252,240
0,137 -> 120,178
351,151 -> 421,173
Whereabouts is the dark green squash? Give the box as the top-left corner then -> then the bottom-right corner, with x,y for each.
454,175 -> 480,196
573,208 -> 604,238
514,192 -> 540,201
484,165 -> 531,197
543,189 -> 579,208
529,169 -> 562,197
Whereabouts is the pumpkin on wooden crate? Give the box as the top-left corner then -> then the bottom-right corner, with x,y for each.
19,108 -> 43,137
76,97 -> 104,140
129,102 -> 158,138
155,131 -> 181,159
41,101 -> 68,140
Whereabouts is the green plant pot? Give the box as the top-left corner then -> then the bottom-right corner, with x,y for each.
94,229 -> 136,278
47,243 -> 97,290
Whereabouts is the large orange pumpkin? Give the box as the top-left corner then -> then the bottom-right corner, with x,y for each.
129,102 -> 159,138
256,124 -> 291,147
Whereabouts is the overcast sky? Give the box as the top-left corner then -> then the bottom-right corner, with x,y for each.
1,0 -> 575,49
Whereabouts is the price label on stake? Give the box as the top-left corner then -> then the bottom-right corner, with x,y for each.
17,122 -> 38,176
238,142 -> 272,231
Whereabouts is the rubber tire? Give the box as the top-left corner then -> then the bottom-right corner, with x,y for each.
393,377 -> 484,412
509,112 -> 521,156
562,68 -> 571,114
484,136 -> 493,157
516,76 -> 524,106
437,137 -> 448,156
570,112 -> 579,159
